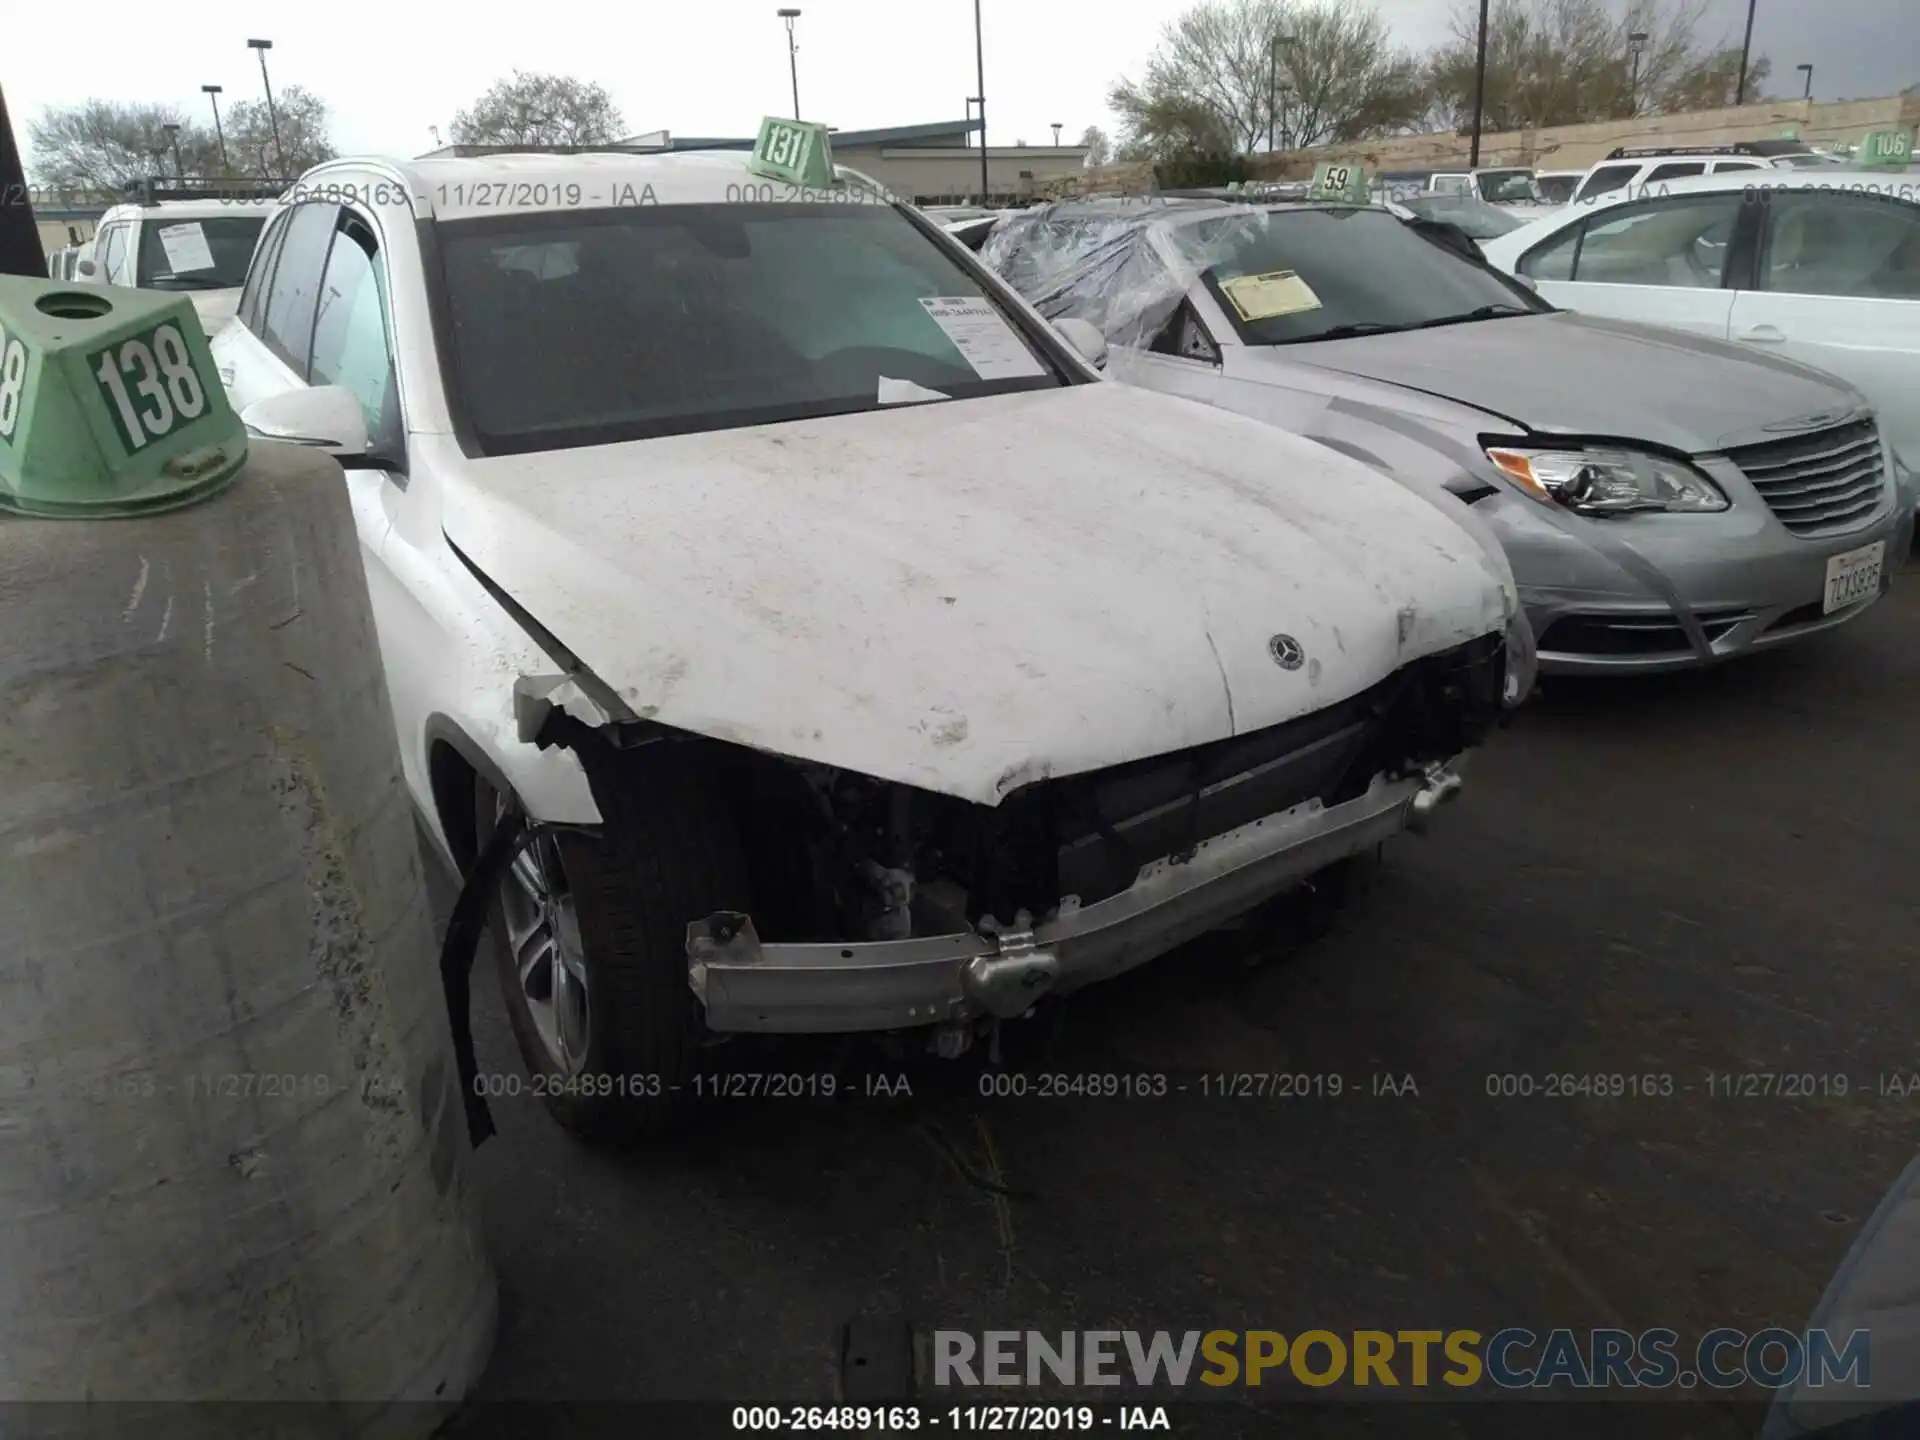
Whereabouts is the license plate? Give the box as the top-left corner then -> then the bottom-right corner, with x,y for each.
1823,541 -> 1886,614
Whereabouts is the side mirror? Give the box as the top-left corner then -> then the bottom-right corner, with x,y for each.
1510,273 -> 1539,294
75,257 -> 97,278
1053,317 -> 1108,371
240,385 -> 372,456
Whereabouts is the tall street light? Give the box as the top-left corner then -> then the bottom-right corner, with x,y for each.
1268,33 -> 1294,151
973,0 -> 989,204
247,39 -> 286,177
1050,123 -> 1062,145
1797,63 -> 1814,100
1627,31 -> 1648,114
202,85 -> 228,172
776,9 -> 802,120
1735,0 -> 1758,106
163,122 -> 184,179
1468,0 -> 1491,167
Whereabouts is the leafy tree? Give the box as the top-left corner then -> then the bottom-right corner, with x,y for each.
225,85 -> 338,178
1112,0 -> 1425,157
28,101 -> 220,190
450,72 -> 626,147
1079,124 -> 1112,167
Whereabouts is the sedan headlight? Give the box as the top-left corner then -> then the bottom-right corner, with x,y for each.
1485,445 -> 1728,516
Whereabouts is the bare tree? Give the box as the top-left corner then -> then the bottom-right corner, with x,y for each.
1657,50 -> 1772,111
1110,0 -> 1426,158
1424,0 -> 1767,131
225,85 -> 337,178
1079,124 -> 1112,167
27,101 -> 220,190
451,72 -> 626,148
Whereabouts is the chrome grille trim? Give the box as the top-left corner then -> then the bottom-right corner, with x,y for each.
1725,419 -> 1888,538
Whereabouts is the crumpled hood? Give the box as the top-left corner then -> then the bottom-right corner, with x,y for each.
1288,311 -> 1862,454
438,382 -> 1512,805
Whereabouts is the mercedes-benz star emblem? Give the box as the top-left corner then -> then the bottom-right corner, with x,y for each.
1268,634 -> 1305,671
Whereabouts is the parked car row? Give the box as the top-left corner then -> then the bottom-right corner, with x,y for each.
977,187 -> 1914,674
63,126 -> 1912,1143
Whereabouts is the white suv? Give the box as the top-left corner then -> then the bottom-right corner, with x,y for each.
210,147 -> 1522,1141
78,192 -> 279,335
1565,142 -> 1827,207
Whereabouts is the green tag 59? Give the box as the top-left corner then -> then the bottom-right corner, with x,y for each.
89,320 -> 210,455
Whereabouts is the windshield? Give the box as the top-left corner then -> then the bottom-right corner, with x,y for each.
1536,174 -> 1580,204
1192,207 -> 1543,346
1398,195 -> 1525,239
1776,152 -> 1844,169
134,215 -> 265,289
437,203 -> 1062,456
1476,169 -> 1545,203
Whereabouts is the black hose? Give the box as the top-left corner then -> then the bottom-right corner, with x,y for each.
438,810 -> 532,1149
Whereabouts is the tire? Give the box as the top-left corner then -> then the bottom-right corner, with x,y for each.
475,748 -> 752,1142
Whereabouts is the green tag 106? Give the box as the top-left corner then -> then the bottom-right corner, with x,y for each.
88,319 -> 210,456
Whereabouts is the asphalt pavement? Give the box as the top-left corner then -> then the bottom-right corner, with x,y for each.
436,549 -> 1919,1439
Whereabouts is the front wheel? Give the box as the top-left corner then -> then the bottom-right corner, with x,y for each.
475,755 -> 751,1142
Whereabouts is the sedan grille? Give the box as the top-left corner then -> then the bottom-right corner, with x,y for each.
1725,419 -> 1886,538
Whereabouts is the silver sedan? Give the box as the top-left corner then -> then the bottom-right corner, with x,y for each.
982,198 -> 1918,674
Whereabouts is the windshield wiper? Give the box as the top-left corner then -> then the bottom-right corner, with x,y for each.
1285,321 -> 1409,343
148,275 -> 233,291
1403,303 -> 1536,331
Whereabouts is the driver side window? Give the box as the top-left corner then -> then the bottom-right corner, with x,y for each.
1525,194 -> 1742,288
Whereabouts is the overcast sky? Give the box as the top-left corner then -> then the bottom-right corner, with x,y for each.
7,0 -> 1917,171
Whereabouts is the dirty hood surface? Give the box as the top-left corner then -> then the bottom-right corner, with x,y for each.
1288,311 -> 1861,455
188,288 -> 242,338
439,382 -> 1512,805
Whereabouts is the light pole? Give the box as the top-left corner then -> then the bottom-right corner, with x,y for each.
776,9 -> 802,120
247,39 -> 286,177
1735,0 -> 1758,106
1050,123 -> 1062,146
1468,0 -> 1491,167
973,0 -> 989,204
163,122 -> 184,179
1627,31 -> 1648,115
201,85 -> 228,172
1268,32 -> 1294,152
1797,63 -> 1813,100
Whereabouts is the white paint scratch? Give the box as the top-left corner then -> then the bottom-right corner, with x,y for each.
156,596 -> 173,643
203,582 -> 215,662
227,571 -> 258,597
122,558 -> 150,621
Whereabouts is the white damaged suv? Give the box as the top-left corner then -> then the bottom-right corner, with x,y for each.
213,130 -> 1530,1140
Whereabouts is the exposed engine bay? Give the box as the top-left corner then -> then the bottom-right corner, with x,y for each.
537,633 -> 1508,949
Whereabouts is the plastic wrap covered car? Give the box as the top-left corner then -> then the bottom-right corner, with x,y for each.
983,197 -> 1914,676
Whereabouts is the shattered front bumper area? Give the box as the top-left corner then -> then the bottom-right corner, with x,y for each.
685,764 -> 1461,1033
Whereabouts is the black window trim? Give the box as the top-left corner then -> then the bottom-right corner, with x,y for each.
308,205 -> 410,483
259,201 -> 342,378
240,209 -> 292,334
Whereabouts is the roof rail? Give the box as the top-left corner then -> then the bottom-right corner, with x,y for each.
1603,139 -> 1811,161
121,175 -> 294,205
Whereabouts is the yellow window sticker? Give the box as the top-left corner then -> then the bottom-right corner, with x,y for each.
1220,270 -> 1322,322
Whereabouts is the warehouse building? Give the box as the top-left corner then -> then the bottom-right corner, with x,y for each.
419,119 -> 1089,204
